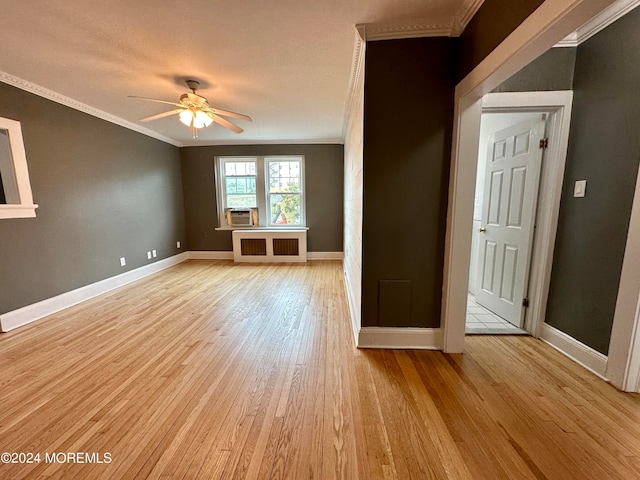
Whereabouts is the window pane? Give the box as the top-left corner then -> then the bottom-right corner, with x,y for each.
269,194 -> 301,225
267,160 -> 301,194
227,177 -> 256,194
227,195 -> 256,208
224,162 -> 257,210
224,160 -> 256,176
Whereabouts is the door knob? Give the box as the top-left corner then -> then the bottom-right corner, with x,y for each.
479,227 -> 486,233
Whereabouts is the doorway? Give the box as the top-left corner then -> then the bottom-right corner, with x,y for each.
456,91 -> 574,339
466,111 -> 546,334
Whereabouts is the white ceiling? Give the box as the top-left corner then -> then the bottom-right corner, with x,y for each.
0,0 -> 474,146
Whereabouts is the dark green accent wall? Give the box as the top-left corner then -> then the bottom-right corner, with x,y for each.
545,8 -> 640,355
362,37 -> 455,328
0,82 -> 186,315
457,0 -> 545,82
493,47 -> 576,92
180,144 -> 344,252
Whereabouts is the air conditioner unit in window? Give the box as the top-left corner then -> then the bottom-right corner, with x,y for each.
226,208 -> 257,226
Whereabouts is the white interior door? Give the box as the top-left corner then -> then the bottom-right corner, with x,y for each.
475,116 -> 546,327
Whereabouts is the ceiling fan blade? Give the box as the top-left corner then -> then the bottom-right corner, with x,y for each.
139,109 -> 184,122
209,107 -> 253,122
127,96 -> 183,108
212,114 -> 244,133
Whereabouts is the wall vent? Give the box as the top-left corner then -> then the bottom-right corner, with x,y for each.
273,238 -> 299,256
241,238 -> 267,256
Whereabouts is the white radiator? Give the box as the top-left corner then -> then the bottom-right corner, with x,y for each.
231,229 -> 307,263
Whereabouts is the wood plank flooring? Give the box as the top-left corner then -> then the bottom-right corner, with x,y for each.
1,260 -> 639,479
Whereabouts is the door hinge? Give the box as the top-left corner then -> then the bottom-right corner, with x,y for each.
522,298 -> 530,308
539,138 -> 549,149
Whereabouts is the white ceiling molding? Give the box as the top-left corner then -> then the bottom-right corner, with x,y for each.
450,0 -> 485,36
342,28 -> 366,140
356,0 -> 484,41
0,70 -> 182,147
555,0 -> 640,47
356,22 -> 451,41
180,138 -> 345,147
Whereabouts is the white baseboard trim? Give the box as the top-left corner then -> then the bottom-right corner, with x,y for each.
343,268 -> 362,347
540,323 -> 608,380
188,251 -> 234,260
307,252 -> 344,260
358,327 -> 443,350
0,253 -> 189,333
186,251 -> 343,261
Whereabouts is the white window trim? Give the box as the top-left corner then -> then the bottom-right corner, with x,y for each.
264,157 -> 305,228
0,117 -> 37,219
215,155 -> 305,229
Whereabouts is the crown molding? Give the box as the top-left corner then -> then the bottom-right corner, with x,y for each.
555,0 -> 640,47
341,27 -> 366,141
451,0 -> 485,36
356,0 -> 485,41
0,70 -> 182,147
356,22 -> 451,41
180,138 -> 345,147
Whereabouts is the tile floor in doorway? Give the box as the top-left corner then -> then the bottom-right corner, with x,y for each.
466,294 -> 528,334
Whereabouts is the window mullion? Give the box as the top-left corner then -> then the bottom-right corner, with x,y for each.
257,156 -> 267,226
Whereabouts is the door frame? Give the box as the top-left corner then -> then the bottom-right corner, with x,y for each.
479,92 -> 573,336
441,0 -> 616,353
442,0 -> 640,392
473,111 -> 549,329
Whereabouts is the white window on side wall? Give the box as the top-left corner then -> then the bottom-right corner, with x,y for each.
0,117 -> 38,219
216,155 -> 305,228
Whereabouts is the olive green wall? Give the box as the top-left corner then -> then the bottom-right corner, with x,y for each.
457,0 -> 545,81
0,82 -> 186,315
362,37 -> 456,328
545,8 -> 640,355
493,47 -> 577,92
180,144 -> 344,252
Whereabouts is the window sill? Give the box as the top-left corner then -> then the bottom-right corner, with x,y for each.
215,225 -> 308,231
0,204 -> 38,219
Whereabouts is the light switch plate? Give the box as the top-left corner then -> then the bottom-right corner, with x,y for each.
574,180 -> 587,197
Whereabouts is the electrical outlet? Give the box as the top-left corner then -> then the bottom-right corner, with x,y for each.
152,250 -> 157,258
177,241 -> 181,249
120,257 -> 126,267
147,251 -> 152,259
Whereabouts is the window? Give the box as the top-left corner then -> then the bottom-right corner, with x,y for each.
216,155 -> 305,228
222,158 -> 257,208
0,117 -> 38,219
267,159 -> 302,225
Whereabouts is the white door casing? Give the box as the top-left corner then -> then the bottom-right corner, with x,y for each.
475,117 -> 546,327
442,0 -> 615,355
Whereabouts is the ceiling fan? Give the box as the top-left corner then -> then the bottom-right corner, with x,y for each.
129,80 -> 252,138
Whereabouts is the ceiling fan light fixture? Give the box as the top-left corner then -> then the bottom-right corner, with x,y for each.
179,109 -> 193,127
195,110 -> 214,127
130,79 -> 251,137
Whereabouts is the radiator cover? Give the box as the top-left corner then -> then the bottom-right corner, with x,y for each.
232,229 -> 307,263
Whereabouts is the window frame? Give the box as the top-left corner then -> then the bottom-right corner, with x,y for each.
218,157 -> 262,211
265,157 -> 305,227
215,155 -> 305,229
0,117 -> 38,219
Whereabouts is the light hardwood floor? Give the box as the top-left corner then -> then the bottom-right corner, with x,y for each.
1,260 -> 639,479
